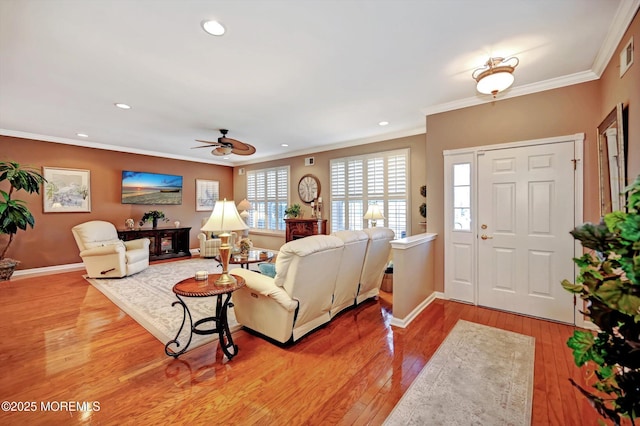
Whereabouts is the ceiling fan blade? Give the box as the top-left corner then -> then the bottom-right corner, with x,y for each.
191,144 -> 217,149
227,139 -> 257,155
231,144 -> 257,155
195,139 -> 221,145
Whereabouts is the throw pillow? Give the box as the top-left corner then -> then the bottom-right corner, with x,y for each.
257,262 -> 276,278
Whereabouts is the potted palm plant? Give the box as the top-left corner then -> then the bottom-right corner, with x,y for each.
0,161 -> 46,280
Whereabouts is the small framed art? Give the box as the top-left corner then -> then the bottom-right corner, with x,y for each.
43,167 -> 91,213
196,179 -> 219,211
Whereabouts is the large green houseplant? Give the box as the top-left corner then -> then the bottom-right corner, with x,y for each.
562,174 -> 640,425
0,161 -> 46,280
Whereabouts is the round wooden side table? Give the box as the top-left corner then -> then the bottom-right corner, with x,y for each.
164,274 -> 245,360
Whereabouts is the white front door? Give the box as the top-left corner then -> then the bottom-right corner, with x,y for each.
477,141 -> 576,323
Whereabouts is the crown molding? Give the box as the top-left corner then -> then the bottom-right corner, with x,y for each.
423,0 -> 639,120
232,126 -> 426,166
592,0 -> 640,76
0,129 -> 230,166
422,70 -> 599,118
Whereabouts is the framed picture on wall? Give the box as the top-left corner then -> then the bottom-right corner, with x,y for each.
196,179 -> 219,211
43,167 -> 91,213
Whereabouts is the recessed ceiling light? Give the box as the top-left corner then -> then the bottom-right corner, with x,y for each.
201,20 -> 225,36
378,121 -> 389,126
223,156 -> 230,160
76,133 -> 89,138
115,103 -> 131,109
281,143 -> 289,147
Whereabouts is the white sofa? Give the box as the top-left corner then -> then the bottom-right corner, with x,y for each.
72,220 -> 150,278
232,227 -> 395,343
357,227 -> 396,304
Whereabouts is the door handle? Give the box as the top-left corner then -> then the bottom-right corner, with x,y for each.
480,234 -> 493,240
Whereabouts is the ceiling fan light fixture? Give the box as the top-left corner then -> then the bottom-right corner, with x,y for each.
212,146 -> 233,156
202,20 -> 225,36
472,57 -> 519,97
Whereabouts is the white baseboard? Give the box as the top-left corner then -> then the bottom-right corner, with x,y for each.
390,291 -> 445,328
11,262 -> 85,280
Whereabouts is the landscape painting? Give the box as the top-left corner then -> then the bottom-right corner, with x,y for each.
43,167 -> 92,212
121,171 -> 183,205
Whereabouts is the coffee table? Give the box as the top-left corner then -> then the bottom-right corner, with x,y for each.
229,250 -> 274,269
164,274 -> 245,360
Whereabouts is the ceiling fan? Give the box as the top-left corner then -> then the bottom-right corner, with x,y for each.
192,129 -> 256,156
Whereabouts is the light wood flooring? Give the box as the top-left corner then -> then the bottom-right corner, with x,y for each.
0,268 -> 605,425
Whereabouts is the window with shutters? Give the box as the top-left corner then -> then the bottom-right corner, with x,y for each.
246,166 -> 290,232
330,148 -> 408,238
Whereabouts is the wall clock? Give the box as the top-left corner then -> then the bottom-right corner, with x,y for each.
298,174 -> 320,203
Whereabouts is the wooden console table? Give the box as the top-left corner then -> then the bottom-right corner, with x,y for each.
285,218 -> 328,242
117,227 -> 191,261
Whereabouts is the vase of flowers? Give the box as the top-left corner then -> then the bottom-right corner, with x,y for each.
239,237 -> 252,255
140,210 -> 169,228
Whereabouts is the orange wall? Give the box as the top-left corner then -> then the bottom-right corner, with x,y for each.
1,136 -> 233,270
600,8 -> 640,181
426,82 -> 603,293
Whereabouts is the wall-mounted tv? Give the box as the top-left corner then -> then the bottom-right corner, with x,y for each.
121,170 -> 183,205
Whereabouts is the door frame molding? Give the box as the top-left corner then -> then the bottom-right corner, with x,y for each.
444,133 -> 585,327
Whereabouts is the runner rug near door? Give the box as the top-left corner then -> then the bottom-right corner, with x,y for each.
85,258 -> 245,352
384,320 -> 535,426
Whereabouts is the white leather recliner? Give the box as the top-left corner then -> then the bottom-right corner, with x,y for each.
72,220 -> 150,278
356,227 -> 395,304
331,229 -> 369,317
232,235 -> 344,344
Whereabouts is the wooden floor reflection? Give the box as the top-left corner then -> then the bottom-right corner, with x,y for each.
0,271 -> 603,425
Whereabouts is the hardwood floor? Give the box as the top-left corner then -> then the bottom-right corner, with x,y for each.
0,269 -> 604,425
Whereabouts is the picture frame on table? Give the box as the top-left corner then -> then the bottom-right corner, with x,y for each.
43,167 -> 91,213
196,179 -> 219,211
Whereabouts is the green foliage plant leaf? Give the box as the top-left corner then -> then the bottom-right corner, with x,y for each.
562,174 -> 640,424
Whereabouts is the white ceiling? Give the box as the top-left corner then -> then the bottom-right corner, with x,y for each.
1,0 -> 638,166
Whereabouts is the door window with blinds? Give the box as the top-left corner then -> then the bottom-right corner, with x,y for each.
246,166 -> 289,232
330,148 -> 408,238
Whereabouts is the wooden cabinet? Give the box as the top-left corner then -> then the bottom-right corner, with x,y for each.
284,219 -> 328,242
117,227 -> 191,261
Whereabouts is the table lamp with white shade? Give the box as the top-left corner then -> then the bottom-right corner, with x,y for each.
201,199 -> 249,285
363,204 -> 385,227
236,198 -> 252,237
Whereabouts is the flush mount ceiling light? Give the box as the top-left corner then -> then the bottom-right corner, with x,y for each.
378,121 -> 389,126
76,133 -> 88,138
201,20 -> 225,36
114,103 -> 131,109
472,57 -> 519,98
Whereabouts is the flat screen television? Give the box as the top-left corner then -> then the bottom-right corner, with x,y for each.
121,170 -> 183,205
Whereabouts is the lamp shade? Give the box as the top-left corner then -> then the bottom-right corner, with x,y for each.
201,199 -> 249,233
236,198 -> 251,212
364,204 -> 385,220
